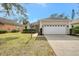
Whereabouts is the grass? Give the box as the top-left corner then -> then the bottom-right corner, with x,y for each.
29,36 -> 56,56
0,33 -> 55,56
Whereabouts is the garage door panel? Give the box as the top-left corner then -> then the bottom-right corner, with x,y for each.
43,26 -> 67,34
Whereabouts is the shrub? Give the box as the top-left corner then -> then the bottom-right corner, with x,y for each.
74,29 -> 79,34
73,26 -> 79,34
22,29 -> 37,33
0,30 -> 7,34
11,30 -> 19,33
74,26 -> 79,29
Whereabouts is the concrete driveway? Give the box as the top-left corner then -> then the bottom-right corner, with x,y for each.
44,35 -> 79,56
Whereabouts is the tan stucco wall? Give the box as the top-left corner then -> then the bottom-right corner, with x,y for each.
70,19 -> 79,27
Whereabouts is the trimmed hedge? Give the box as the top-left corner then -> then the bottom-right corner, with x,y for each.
0,30 -> 7,34
22,29 -> 37,33
11,30 -> 19,33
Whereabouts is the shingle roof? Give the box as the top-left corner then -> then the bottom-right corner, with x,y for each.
39,17 -> 70,21
31,16 -> 70,25
0,17 -> 19,25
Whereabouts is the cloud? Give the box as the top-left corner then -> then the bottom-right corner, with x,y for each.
27,3 -> 48,7
36,3 -> 48,7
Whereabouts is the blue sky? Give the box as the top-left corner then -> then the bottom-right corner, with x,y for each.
25,3 -> 79,23
0,3 -> 79,23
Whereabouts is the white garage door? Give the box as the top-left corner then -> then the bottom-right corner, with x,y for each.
42,25 -> 69,34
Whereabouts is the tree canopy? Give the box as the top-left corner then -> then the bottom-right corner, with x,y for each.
0,3 -> 28,24
49,13 -> 69,19
0,3 -> 27,17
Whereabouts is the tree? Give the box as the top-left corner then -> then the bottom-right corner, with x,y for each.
0,3 -> 28,24
58,14 -> 64,18
71,9 -> 75,20
71,9 -> 75,28
50,13 -> 58,18
0,3 -> 27,18
49,13 -> 69,19
64,16 -> 69,19
18,16 -> 29,29
69,9 -> 75,35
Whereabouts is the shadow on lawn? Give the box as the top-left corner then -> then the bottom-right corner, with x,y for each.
35,35 -> 56,56
0,36 -> 18,45
5,36 -> 18,41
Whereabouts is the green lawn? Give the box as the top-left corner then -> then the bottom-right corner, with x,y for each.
0,33 -> 55,56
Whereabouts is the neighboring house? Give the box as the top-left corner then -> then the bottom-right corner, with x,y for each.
31,22 -> 39,32
71,19 -> 79,27
31,17 -> 71,34
17,24 -> 24,32
0,17 -> 24,31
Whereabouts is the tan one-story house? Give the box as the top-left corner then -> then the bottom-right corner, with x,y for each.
31,17 -> 71,34
0,17 -> 24,31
